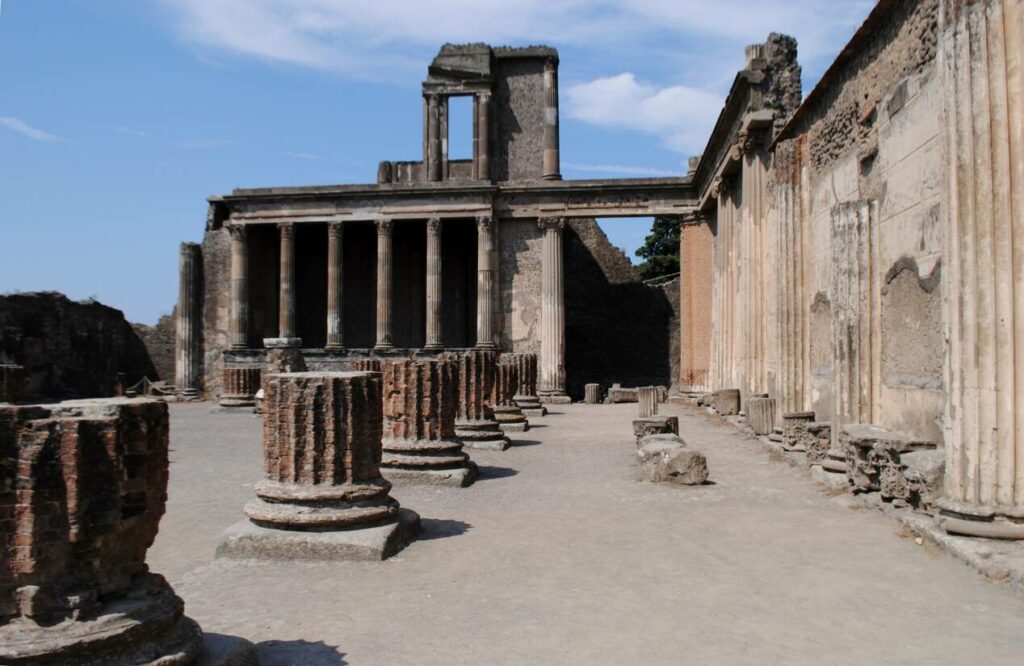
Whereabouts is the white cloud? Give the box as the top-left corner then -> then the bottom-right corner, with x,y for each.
114,125 -> 151,137
564,162 -> 681,177
0,116 -> 63,142
565,74 -> 723,155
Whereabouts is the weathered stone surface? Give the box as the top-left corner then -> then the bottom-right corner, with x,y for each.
0,398 -> 203,665
638,386 -> 659,418
841,424 -> 937,504
447,350 -> 509,451
219,367 -> 260,407
0,292 -> 157,401
584,383 -> 601,404
632,416 -> 679,446
636,434 -> 708,485
263,345 -> 307,375
133,313 -> 176,386
746,395 -> 776,435
493,358 -> 529,432
781,411 -> 815,451
713,389 -> 740,416
801,422 -> 832,465
0,365 -> 25,403
379,359 -> 476,488
607,386 -> 638,403
220,371 -> 417,560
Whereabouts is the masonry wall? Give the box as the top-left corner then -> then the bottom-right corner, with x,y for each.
133,312 -> 175,383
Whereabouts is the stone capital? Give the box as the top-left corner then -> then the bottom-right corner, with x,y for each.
538,216 -> 566,232
327,221 -> 343,238
427,217 -> 442,234
476,215 -> 494,232
376,218 -> 393,235
278,221 -> 295,237
227,224 -> 248,241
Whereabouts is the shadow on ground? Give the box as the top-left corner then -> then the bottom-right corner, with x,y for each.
509,439 -> 542,448
256,639 -> 346,665
417,518 -> 472,541
475,466 -> 518,481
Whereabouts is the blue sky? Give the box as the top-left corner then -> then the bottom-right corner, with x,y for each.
0,0 -> 872,324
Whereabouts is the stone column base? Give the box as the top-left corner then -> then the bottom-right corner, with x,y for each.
0,574 -> 202,666
491,405 -> 529,432
176,388 -> 202,402
263,337 -> 303,349
538,390 -> 571,405
455,419 -> 510,451
514,395 -> 547,416
216,508 -> 420,562
382,464 -> 478,488
935,500 -> 1024,540
381,437 -> 477,488
218,395 -> 255,408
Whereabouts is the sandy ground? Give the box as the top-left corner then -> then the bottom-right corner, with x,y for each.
149,401 -> 1024,666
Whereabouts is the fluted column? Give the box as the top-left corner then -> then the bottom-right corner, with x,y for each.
476,91 -> 491,181
427,94 -> 442,182
538,217 -> 568,402
326,222 -> 344,350
425,217 -> 443,350
937,0 -> 1024,539
475,215 -> 497,349
277,222 -> 297,341
375,219 -> 394,350
228,224 -> 249,350
542,58 -> 561,180
175,242 -> 202,397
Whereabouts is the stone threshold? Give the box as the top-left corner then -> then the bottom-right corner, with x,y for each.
705,407 -> 1024,596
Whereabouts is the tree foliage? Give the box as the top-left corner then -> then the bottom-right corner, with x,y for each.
635,216 -> 680,280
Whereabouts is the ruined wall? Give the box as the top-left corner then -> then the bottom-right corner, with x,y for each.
498,218 -> 543,354
789,0 -> 944,442
494,58 -> 546,182
0,292 -> 156,400
133,312 -> 175,383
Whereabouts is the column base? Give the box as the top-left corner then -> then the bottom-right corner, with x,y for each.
324,344 -> 346,352
374,343 -> 395,351
455,419 -> 510,451
538,390 -> 571,405
422,343 -> 444,351
382,464 -> 477,488
217,396 -> 256,408
542,173 -> 563,181
474,342 -> 498,350
263,337 -> 302,349
514,395 -> 547,417
176,388 -> 202,402
935,500 -> 1024,540
492,405 -> 530,432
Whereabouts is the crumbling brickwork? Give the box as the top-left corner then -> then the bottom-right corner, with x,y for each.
132,312 -> 176,383
221,366 -> 261,406
0,365 -> 24,404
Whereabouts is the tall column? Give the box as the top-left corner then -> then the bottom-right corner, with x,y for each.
937,0 -> 1024,539
427,94 -> 442,182
425,217 -> 443,350
538,217 -> 569,402
228,224 -> 249,350
277,222 -> 298,342
542,58 -> 561,180
477,91 -> 491,181
326,222 -> 344,350
375,219 -> 394,350
475,215 -> 497,349
175,242 -> 202,397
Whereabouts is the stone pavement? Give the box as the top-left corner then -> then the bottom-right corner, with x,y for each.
149,402 -> 1024,665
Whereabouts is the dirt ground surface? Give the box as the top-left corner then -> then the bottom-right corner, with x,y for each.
149,401 -> 1024,665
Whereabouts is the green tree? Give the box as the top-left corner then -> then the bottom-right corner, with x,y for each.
635,216 -> 680,280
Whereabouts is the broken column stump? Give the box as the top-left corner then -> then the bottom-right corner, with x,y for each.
632,415 -> 680,446
746,394 -> 776,435
493,358 -> 529,432
636,433 -> 709,485
584,383 -> 601,404
449,350 -> 510,451
219,366 -> 260,407
217,371 -> 419,561
504,353 -> 546,417
0,365 -> 25,403
379,359 -> 476,487
607,385 -> 639,403
712,389 -> 740,416
0,398 -> 207,665
781,411 -> 815,451
638,386 -> 659,418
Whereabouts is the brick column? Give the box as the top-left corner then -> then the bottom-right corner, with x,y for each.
542,57 -> 561,180
449,350 -> 510,451
424,217 -> 443,350
504,352 -> 546,416
375,219 -> 395,350
538,217 -> 569,403
228,224 -> 249,350
175,242 -> 202,398
326,222 -> 345,350
475,215 -> 497,349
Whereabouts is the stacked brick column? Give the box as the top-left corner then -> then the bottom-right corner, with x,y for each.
219,367 -> 260,407
504,352 -> 547,416
492,358 -> 529,432
0,398 -> 203,664
379,359 -> 476,487
448,350 -> 509,451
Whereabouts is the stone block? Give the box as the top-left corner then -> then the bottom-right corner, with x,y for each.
632,416 -> 679,445
638,386 -> 659,417
841,424 -> 937,504
746,395 -> 776,435
782,411 -> 816,451
607,387 -> 638,403
0,398 -> 203,664
584,383 -> 601,404
801,422 -> 832,464
222,371 -> 417,560
713,389 -> 740,415
636,435 -> 709,485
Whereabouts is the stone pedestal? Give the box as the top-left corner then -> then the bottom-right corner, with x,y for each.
0,398 -> 204,665
746,394 -> 776,435
219,367 -> 260,408
0,364 -> 25,403
379,359 -> 476,488
781,411 -> 815,451
584,383 -> 601,404
713,389 -> 740,416
638,386 -> 658,418
449,351 -> 509,451
504,353 -> 547,417
218,372 -> 418,561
